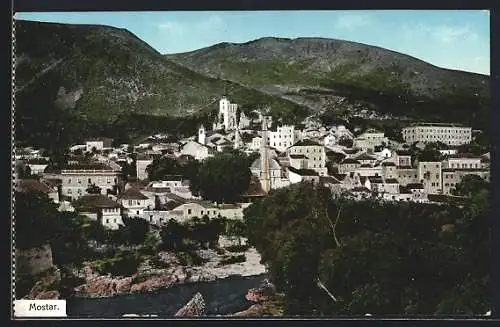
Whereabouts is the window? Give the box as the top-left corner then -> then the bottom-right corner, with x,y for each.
436,174 -> 439,179
67,189 -> 72,194
136,211 -> 139,215
150,216 -> 153,222
107,178 -> 111,183
106,219 -> 109,223
113,219 -> 116,223
77,178 -> 82,184
188,209 -> 192,214
201,210 -> 204,215
68,179 -> 72,184
88,178 -> 92,184
128,200 -> 133,206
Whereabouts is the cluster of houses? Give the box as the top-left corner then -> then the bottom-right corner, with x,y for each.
15,97 -> 490,230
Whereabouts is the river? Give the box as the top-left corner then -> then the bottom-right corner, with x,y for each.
66,274 -> 267,318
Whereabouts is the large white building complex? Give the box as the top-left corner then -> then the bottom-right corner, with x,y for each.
402,123 -> 472,146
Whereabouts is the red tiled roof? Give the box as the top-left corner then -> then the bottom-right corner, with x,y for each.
118,188 -> 149,200
17,179 -> 55,194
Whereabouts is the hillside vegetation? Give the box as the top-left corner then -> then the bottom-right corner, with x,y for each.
168,37 -> 491,130
14,20 -> 307,150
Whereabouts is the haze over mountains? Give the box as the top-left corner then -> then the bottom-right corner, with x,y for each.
14,19 -> 491,149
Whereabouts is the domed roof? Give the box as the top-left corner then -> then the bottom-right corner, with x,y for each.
251,155 -> 281,170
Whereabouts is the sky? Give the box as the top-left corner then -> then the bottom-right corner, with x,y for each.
14,10 -> 490,75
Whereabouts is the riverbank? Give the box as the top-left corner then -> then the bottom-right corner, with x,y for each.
73,246 -> 266,298
67,274 -> 267,317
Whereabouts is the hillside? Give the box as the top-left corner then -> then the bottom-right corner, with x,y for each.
14,21 -> 307,150
168,37 -> 491,129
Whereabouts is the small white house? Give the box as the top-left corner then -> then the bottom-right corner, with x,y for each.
180,141 -> 213,161
118,188 -> 151,217
73,194 -> 124,230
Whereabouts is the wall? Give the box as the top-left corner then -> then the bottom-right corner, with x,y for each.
16,244 -> 54,277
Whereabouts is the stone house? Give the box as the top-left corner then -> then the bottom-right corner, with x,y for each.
136,154 -> 154,181
287,139 -> 328,176
54,163 -> 121,200
442,154 -> 482,170
381,162 -> 398,180
418,161 -> 442,194
396,166 -> 419,186
338,158 -> 361,174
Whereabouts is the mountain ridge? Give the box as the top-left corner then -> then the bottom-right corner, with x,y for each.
14,19 -> 491,153
14,20 -> 308,150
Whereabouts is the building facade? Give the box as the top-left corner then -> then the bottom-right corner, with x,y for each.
288,140 -> 328,176
268,125 -> 302,152
418,161 -> 442,194
57,164 -> 121,200
402,124 -> 472,146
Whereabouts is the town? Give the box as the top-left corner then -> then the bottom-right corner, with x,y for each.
15,96 -> 490,232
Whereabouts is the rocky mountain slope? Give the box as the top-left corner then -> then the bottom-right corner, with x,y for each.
168,37 -> 491,129
14,21 -> 306,149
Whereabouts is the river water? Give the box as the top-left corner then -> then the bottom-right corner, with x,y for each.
66,274 -> 267,318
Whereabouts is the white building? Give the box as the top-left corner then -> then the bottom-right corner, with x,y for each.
251,137 -> 263,151
213,97 -> 241,131
268,125 -> 302,152
418,161 -> 442,194
136,155 -> 154,181
26,159 -> 49,175
442,155 -> 482,170
287,139 -> 328,176
54,163 -> 121,200
85,138 -> 113,152
180,141 -> 213,161
118,188 -> 151,217
250,155 -> 290,190
354,129 -> 388,151
73,194 -> 124,230
402,123 -> 472,146
287,167 -> 320,185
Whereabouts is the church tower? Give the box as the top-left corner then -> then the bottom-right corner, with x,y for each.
198,125 -> 206,145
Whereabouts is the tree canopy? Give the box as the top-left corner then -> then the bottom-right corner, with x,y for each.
243,182 -> 490,315
192,151 -> 252,203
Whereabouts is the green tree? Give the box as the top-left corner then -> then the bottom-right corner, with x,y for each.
452,175 -> 489,197
119,216 -> 151,245
86,184 -> 102,194
15,191 -> 59,249
194,151 -> 252,203
243,181 -> 490,315
337,137 -> 353,148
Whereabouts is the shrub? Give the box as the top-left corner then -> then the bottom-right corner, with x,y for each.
225,244 -> 250,253
177,251 -> 205,266
220,254 -> 246,265
149,256 -> 170,269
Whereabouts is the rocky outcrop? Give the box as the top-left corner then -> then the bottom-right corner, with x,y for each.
74,264 -> 183,298
174,293 -> 206,317
73,247 -> 266,298
22,266 -> 61,300
245,279 -> 276,303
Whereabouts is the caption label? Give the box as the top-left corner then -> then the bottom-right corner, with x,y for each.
14,300 -> 67,318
